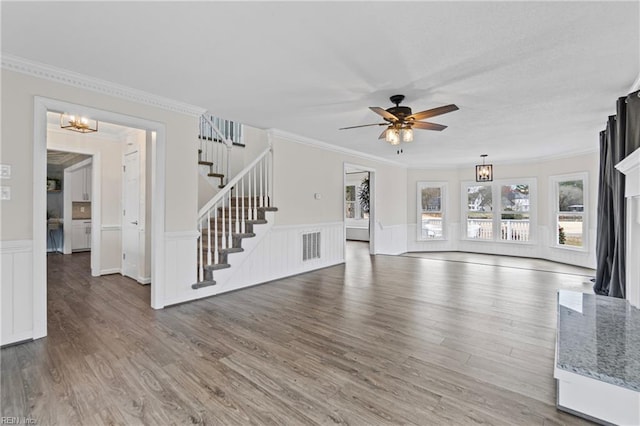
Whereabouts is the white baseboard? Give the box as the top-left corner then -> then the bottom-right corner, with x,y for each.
137,276 -> 151,285
101,268 -> 121,275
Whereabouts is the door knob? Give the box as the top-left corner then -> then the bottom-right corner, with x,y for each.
131,221 -> 138,225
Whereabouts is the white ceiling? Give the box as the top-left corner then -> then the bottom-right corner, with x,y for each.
2,2 -> 638,167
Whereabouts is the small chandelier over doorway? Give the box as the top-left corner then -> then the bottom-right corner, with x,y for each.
60,113 -> 98,134
475,154 -> 493,182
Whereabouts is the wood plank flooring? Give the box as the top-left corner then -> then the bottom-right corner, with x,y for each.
1,243 -> 596,425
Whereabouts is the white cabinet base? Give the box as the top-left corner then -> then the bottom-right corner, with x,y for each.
555,368 -> 640,425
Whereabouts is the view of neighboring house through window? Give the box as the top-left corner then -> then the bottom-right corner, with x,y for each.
466,184 -> 493,239
417,182 -> 446,240
464,179 -> 535,242
552,174 -> 586,249
500,184 -> 530,241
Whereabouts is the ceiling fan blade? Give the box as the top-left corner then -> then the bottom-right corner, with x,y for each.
413,121 -> 447,131
406,104 -> 459,121
370,106 -> 399,122
378,129 -> 388,140
339,122 -> 387,130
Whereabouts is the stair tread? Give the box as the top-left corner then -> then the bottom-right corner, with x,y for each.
205,263 -> 231,271
192,280 -> 216,289
220,247 -> 244,254
208,173 -> 225,178
198,161 -> 213,166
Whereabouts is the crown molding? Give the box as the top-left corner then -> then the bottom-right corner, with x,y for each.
267,129 -> 408,168
1,53 -> 206,117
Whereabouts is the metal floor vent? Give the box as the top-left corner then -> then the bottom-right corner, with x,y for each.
302,232 -> 321,261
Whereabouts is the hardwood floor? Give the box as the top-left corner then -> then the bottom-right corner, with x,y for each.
1,244 -> 595,425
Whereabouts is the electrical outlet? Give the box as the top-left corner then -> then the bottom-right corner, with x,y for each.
1,186 -> 11,200
0,164 -> 11,179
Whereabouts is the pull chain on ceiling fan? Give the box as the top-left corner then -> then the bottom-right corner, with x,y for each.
339,94 -> 459,145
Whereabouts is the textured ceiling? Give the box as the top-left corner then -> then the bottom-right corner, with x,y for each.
3,2 -> 639,167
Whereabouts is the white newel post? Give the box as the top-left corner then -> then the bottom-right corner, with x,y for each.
616,147 -> 640,308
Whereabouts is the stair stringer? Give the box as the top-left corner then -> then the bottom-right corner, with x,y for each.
191,211 -> 276,298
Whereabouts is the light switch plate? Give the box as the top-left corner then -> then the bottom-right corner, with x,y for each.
0,164 -> 11,179
0,186 -> 10,200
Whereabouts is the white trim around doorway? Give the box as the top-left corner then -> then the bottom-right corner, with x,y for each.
33,97 -> 167,340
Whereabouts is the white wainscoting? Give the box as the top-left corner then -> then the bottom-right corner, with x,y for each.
101,224 -> 122,275
405,223 -> 596,269
186,220 -> 344,302
219,221 -> 345,294
1,240 -> 34,346
375,222 -> 407,255
162,231 -> 199,307
407,223 -> 460,252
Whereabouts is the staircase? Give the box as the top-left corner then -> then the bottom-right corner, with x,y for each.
194,118 -> 275,289
197,114 -> 244,188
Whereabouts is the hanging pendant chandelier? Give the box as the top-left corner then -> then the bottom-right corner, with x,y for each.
475,154 -> 493,182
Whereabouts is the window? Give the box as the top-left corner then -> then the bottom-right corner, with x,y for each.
500,184 -> 530,241
551,173 -> 587,249
417,182 -> 446,240
463,179 -> 535,243
345,185 -> 358,219
466,184 -> 493,239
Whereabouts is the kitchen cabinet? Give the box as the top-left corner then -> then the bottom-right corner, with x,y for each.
70,165 -> 92,202
72,220 -> 92,251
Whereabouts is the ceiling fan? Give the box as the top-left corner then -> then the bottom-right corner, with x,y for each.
339,94 -> 458,145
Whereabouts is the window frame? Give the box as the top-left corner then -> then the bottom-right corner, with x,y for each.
461,178 -> 537,244
345,184 -> 360,220
550,172 -> 588,252
416,181 -> 447,241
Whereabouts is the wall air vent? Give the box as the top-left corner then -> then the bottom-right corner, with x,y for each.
302,232 -> 321,261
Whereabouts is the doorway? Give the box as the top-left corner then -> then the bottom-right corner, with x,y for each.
33,97 -> 167,341
343,163 -> 376,257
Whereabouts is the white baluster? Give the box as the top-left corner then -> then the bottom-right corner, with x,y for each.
235,183 -> 239,234
213,206 -> 218,264
252,167 -> 257,220
207,211 -> 212,266
221,197 -> 226,249
241,177 -> 245,233
248,171 -> 253,221
198,218 -> 203,282
259,160 -> 263,208
227,191 -> 232,249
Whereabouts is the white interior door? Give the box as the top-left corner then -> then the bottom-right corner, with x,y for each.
122,151 -> 139,279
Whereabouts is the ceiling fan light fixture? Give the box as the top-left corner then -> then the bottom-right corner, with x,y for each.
400,127 -> 414,142
385,127 -> 400,145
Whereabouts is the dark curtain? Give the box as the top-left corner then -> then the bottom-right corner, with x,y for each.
594,90 -> 640,297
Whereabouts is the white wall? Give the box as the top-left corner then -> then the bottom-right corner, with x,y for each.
271,131 -> 408,255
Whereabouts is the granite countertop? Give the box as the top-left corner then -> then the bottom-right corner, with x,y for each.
556,290 -> 640,392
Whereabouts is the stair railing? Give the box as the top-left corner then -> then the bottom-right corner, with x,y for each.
199,114 -> 243,186
197,146 -> 273,282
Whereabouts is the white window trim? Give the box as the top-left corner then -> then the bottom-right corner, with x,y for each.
549,172 -> 588,252
345,174 -> 368,226
417,181 -> 447,241
461,178 -> 537,244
